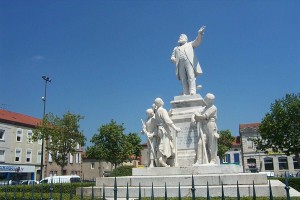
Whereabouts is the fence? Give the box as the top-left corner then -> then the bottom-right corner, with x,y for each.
0,174 -> 295,200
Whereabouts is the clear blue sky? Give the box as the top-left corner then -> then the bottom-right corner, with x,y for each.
1,1 -> 299,147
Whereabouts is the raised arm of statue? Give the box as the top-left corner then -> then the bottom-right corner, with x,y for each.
192,26 -> 206,48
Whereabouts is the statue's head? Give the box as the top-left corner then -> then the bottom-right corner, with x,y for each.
204,93 -> 215,106
154,98 -> 164,108
178,34 -> 188,44
146,108 -> 154,118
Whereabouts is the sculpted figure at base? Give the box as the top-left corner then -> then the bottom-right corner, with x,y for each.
171,26 -> 206,95
191,93 -> 220,165
154,98 -> 181,167
141,109 -> 158,168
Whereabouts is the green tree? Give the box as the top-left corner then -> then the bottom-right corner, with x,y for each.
86,119 -> 137,168
217,130 -> 235,159
33,112 -> 86,175
255,93 -> 300,166
127,132 -> 142,160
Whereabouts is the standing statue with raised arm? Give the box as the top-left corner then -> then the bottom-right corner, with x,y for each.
171,26 -> 206,95
191,93 -> 220,165
154,98 -> 181,167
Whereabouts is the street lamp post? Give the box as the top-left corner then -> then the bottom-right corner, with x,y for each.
40,75 -> 51,181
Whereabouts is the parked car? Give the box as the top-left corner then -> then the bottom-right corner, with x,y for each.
20,180 -> 39,185
8,180 -> 19,185
40,175 -> 80,184
296,172 -> 300,177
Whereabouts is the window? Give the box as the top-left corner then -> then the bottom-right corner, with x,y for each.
27,130 -> 33,143
63,170 -> 67,175
247,137 -> 253,149
37,150 -> 41,164
48,152 -> 52,163
234,153 -> 240,163
293,157 -> 300,169
264,157 -> 274,170
247,158 -> 256,168
69,154 -> 73,164
37,132 -> 42,145
0,150 -> 4,162
75,153 -> 80,163
49,171 -> 57,177
16,128 -> 23,142
15,149 -> 21,162
0,129 -> 5,140
26,149 -> 32,163
278,157 -> 288,170
91,163 -> 95,169
222,154 -> 230,163
71,171 -> 78,175
76,143 -> 80,150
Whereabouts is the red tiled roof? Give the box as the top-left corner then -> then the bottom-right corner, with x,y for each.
239,123 -> 260,130
0,109 -> 42,127
232,136 -> 241,146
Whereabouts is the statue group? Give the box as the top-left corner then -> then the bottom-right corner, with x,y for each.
142,26 -> 219,168
141,98 -> 181,167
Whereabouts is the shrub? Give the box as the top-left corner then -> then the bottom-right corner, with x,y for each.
110,165 -> 133,177
277,177 -> 300,192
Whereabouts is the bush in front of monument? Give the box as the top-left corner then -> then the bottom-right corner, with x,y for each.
110,165 -> 133,177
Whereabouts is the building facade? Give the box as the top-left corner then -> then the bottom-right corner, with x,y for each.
44,142 -> 83,177
0,109 -> 86,181
0,109 -> 42,181
220,136 -> 242,166
240,123 -> 300,176
81,153 -> 112,180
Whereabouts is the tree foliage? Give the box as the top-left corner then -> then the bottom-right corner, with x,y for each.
86,119 -> 140,168
217,130 -> 235,159
127,132 -> 142,160
33,112 -> 86,174
255,93 -> 300,165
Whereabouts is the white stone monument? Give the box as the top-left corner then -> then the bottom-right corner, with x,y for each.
141,26 -> 220,168
79,26 -> 300,198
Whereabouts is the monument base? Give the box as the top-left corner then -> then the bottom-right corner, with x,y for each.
169,94 -> 205,167
78,167 -> 300,198
132,165 -> 242,176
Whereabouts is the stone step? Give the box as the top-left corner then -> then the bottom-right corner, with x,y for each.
77,180 -> 300,198
132,165 -> 243,176
96,173 -> 268,187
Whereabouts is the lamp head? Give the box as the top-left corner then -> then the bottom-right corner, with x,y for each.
42,76 -> 52,82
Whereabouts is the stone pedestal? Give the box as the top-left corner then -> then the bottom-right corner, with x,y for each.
78,167 -> 300,198
169,94 -> 205,167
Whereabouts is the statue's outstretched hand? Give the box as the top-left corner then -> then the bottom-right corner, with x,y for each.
198,26 -> 206,34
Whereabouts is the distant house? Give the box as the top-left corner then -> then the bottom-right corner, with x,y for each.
45,140 -> 83,178
81,152 -> 112,179
0,109 -> 42,181
240,123 -> 300,176
220,136 -> 242,166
